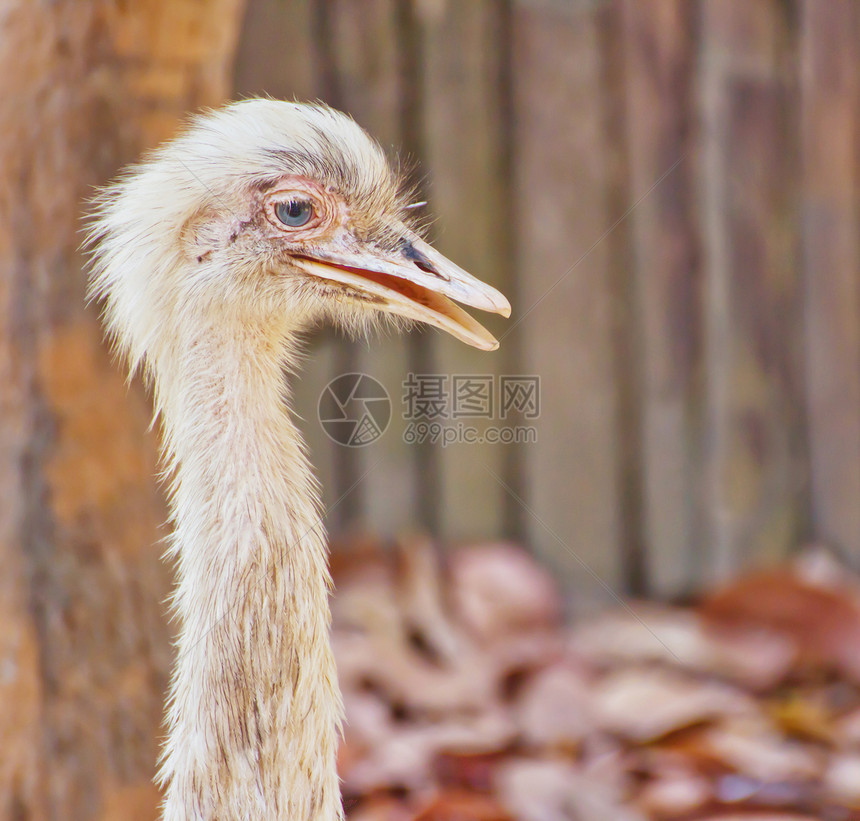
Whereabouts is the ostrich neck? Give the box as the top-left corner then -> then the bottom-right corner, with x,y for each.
157,313 -> 342,821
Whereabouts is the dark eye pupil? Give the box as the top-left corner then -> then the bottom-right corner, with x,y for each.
276,199 -> 313,227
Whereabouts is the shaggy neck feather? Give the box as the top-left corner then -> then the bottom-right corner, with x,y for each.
155,306 -> 342,821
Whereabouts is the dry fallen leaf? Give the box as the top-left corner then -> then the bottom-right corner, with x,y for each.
701,568 -> 860,682
822,752 -> 860,808
514,663 -> 594,751
593,667 -> 754,743
634,767 -> 712,817
698,716 -> 822,783
411,790 -> 513,821
495,758 -> 645,821
346,797 -> 413,821
333,537 -> 860,819
432,750 -> 510,793
694,815 -> 819,821
766,690 -> 836,744
334,631 -> 497,715
449,543 -> 561,641
571,605 -> 795,690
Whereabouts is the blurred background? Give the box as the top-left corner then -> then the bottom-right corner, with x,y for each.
240,0 -> 860,610
3,0 -> 860,819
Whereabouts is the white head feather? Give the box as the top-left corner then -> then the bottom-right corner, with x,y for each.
86,100 -> 409,381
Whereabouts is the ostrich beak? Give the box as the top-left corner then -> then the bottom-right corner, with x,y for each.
292,232 -> 511,351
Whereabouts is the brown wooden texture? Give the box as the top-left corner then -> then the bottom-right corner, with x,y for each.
422,0 -> 511,544
598,2 -> 648,597
699,0 -> 809,582
619,0 -> 702,596
512,4 -> 623,612
0,1 -> 245,818
329,0 -> 418,536
800,0 -> 860,563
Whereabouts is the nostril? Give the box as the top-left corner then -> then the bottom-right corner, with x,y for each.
401,239 -> 447,279
412,256 -> 437,275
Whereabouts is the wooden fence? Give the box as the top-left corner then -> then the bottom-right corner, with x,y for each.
235,0 -> 860,610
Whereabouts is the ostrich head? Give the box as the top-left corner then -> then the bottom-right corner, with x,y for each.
88,99 -> 510,380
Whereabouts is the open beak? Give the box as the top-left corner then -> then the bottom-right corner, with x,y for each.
291,231 -> 511,351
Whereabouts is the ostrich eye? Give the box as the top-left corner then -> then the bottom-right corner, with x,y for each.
275,198 -> 314,228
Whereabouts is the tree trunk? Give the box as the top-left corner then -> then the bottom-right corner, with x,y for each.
0,2 -> 246,818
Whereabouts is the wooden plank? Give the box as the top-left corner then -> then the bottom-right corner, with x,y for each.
800,0 -> 860,561
328,0 -> 401,149
422,0 -> 510,543
596,3 -> 648,597
329,0 -> 418,536
233,0 -> 317,100
619,0 -> 701,597
394,0 -> 442,535
512,4 -> 622,612
699,0 -> 808,582
496,0 -> 528,545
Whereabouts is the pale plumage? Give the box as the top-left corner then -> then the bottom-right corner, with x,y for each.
87,99 -> 509,820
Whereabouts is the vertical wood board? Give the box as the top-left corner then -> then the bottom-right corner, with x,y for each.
513,4 -> 622,612
800,0 -> 860,562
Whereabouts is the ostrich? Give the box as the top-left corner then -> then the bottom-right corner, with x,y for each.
87,99 -> 510,820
